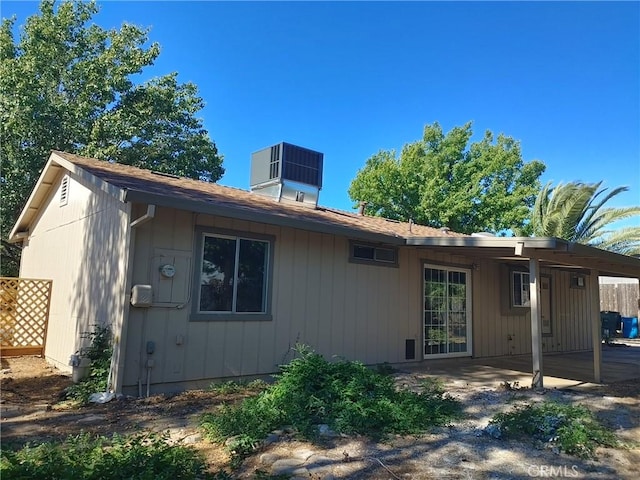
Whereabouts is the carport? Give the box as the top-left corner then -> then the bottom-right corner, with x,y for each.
408,236 -> 640,388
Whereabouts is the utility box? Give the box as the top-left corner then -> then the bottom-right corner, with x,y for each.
131,285 -> 153,307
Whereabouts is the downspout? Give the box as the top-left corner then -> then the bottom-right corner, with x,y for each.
110,204 -> 156,395
130,204 -> 156,228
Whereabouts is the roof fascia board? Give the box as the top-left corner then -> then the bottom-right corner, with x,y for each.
50,152 -> 127,202
9,152 -> 127,241
9,156 -> 62,241
406,236 -> 562,249
566,242 -> 640,275
124,189 -> 405,245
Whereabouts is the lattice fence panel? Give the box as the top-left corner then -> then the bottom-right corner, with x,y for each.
0,277 -> 52,356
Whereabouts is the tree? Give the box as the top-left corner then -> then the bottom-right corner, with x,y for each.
0,0 -> 224,275
348,122 -> 546,234
527,181 -> 640,256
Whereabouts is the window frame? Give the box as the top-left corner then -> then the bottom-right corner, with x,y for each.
511,270 -> 531,307
348,240 -> 399,267
190,226 -> 274,322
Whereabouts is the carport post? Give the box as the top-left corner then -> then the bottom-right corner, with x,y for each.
529,256 -> 544,389
589,269 -> 601,383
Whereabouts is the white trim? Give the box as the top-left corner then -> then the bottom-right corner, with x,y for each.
423,263 -> 473,359
59,174 -> 69,206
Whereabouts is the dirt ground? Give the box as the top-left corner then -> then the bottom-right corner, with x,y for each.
1,355 -> 639,479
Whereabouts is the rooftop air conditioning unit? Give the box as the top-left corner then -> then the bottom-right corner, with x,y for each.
250,142 -> 323,207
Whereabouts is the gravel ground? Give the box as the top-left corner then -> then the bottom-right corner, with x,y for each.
1,355 -> 639,479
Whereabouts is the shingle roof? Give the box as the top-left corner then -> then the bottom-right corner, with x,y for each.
54,151 -> 466,242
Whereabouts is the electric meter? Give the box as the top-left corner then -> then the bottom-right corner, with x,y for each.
159,264 -> 176,278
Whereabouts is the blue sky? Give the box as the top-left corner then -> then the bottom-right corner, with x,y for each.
4,1 -> 639,224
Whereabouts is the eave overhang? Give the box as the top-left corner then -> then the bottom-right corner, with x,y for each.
8,152 -> 126,243
407,236 -> 640,278
123,188 -> 405,246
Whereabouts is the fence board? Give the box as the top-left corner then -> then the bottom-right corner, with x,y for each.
600,283 -> 640,318
0,277 -> 52,357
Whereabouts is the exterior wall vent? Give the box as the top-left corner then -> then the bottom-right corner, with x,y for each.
60,174 -> 69,206
250,142 -> 323,208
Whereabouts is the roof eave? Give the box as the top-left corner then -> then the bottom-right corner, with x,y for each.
407,235 -> 640,278
406,236 -> 563,249
123,189 -> 405,245
9,151 -> 126,242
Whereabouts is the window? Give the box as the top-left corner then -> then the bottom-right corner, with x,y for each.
193,228 -> 273,321
349,241 -> 398,267
512,271 -> 530,307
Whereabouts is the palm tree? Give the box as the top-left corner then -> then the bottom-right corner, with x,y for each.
528,181 -> 640,256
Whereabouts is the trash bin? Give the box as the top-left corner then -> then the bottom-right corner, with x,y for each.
600,311 -> 621,340
621,317 -> 639,339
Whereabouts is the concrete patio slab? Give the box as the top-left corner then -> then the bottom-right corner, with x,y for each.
401,340 -> 640,390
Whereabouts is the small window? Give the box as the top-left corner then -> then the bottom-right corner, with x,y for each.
192,228 -> 274,321
60,175 -> 69,206
349,241 -> 398,267
512,271 -> 530,307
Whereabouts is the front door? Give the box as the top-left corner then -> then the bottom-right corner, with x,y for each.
423,265 -> 472,358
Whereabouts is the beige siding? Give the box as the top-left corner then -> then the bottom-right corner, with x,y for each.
471,262 -> 593,358
123,207 -> 598,393
125,208 -> 432,392
19,171 -> 130,373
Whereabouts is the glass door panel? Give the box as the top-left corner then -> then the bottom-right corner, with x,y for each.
424,266 -> 471,357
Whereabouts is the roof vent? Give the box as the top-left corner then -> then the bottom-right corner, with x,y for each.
250,142 -> 323,207
60,174 -> 69,206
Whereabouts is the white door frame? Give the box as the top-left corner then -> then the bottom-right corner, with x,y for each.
423,263 -> 473,359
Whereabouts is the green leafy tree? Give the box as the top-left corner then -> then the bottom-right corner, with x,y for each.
526,181 -> 640,256
0,0 -> 224,275
348,122 -> 545,234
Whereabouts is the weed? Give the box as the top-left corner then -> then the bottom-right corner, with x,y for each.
202,345 -> 461,468
0,432 -> 215,479
209,380 -> 246,394
375,362 -> 396,375
489,401 -> 618,458
65,324 -> 112,405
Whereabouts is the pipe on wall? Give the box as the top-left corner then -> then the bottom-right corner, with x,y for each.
130,204 -> 156,228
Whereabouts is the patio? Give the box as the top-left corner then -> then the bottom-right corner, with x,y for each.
404,339 -> 640,390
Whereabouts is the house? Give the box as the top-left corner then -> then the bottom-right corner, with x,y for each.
9,147 -> 640,395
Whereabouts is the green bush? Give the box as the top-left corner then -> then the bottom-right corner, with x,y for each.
65,324 -> 112,405
0,433 -> 214,480
202,345 -> 460,465
489,401 -> 618,458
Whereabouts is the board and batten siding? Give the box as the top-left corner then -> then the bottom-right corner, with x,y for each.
471,260 -> 594,358
18,171 -> 131,372
122,206 -> 598,393
124,207 -> 479,392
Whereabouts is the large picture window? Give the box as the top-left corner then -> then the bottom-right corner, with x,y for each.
193,228 -> 273,321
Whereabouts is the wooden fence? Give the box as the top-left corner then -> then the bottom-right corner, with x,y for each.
600,283 -> 640,318
0,277 -> 52,357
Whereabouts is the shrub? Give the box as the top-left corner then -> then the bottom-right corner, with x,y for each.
202,345 -> 460,466
0,432 -> 214,480
65,324 -> 112,405
489,401 -> 618,458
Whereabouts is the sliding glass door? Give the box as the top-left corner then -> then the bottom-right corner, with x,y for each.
424,265 -> 472,358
